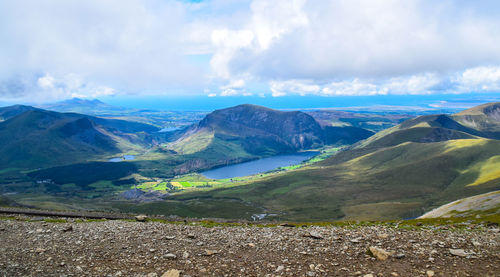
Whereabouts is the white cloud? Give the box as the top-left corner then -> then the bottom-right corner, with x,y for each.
1,0 -> 500,101
37,74 -> 55,89
207,93 -> 217,97
270,79 -> 320,96
211,0 -> 500,89
457,66 -> 500,92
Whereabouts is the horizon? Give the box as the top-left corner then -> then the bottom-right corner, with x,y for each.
2,93 -> 499,113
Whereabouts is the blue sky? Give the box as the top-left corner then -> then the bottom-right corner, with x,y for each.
1,0 -> 500,105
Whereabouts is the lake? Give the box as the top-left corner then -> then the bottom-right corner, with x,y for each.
108,155 -> 135,162
201,152 -> 318,179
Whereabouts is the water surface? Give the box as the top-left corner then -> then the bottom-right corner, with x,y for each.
109,155 -> 135,162
201,152 -> 318,179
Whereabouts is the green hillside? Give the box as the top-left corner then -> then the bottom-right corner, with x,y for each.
165,102 -> 500,221
168,104 -> 373,157
0,108 -> 155,168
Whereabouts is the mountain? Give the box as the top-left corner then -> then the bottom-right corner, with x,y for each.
40,98 -> 122,114
355,103 -> 500,149
167,104 -> 373,157
0,105 -> 39,121
0,107 -> 159,168
171,102 -> 500,221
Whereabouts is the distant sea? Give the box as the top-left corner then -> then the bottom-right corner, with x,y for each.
101,93 -> 500,112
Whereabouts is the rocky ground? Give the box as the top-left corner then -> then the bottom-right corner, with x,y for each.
0,215 -> 499,277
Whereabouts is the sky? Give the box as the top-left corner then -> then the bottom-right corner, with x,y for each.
1,0 -> 500,105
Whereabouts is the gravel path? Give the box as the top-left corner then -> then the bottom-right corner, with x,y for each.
0,217 -> 499,276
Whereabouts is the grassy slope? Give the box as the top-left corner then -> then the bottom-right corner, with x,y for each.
169,138 -> 500,221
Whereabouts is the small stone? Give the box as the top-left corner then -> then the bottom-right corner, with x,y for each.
248,243 -> 256,247
306,271 -> 315,276
59,262 -> 65,267
165,236 -> 175,240
363,274 -> 374,277
368,246 -> 393,261
187,233 -> 195,239
62,225 -> 73,232
135,215 -> 148,222
377,233 -> 389,239
426,270 -> 435,277
204,250 -> 218,256
146,273 -> 158,277
394,253 -> 405,259
35,248 -> 46,253
390,273 -> 399,277
449,249 -> 467,257
164,253 -> 177,259
303,231 -> 323,239
150,249 -> 156,253
276,265 -> 284,272
182,251 -> 190,259
161,269 -> 180,277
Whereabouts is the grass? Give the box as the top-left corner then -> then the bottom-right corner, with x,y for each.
167,139 -> 500,221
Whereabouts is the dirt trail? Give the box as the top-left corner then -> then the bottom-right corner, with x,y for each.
0,216 -> 499,276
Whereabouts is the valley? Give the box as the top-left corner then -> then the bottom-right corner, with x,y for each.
0,100 -> 499,223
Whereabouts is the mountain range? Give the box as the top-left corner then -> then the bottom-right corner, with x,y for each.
167,104 -> 373,157
169,102 -> 500,221
0,105 -> 158,168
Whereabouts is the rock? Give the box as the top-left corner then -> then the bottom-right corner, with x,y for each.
164,253 -> 177,259
426,270 -> 435,277
62,225 -> 73,232
161,269 -> 180,277
377,233 -> 389,239
135,215 -> 148,222
303,231 -> 323,239
279,223 -> 296,227
248,243 -> 256,247
368,246 -> 393,261
306,271 -> 315,276
276,265 -> 284,272
390,273 -> 399,277
186,233 -> 195,239
363,274 -> 374,277
182,251 -> 190,259
146,273 -> 158,277
35,248 -> 46,253
204,250 -> 218,256
394,253 -> 405,259
449,249 -> 468,257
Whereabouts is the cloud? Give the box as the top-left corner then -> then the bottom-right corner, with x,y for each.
37,74 -> 55,89
1,0 -> 500,102
215,0 -> 500,81
456,66 -> 500,92
270,79 -> 320,97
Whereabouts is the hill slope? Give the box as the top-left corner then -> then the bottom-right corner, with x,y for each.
0,108 -> 158,168
169,102 -> 500,221
419,190 -> 500,218
167,104 -> 373,157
